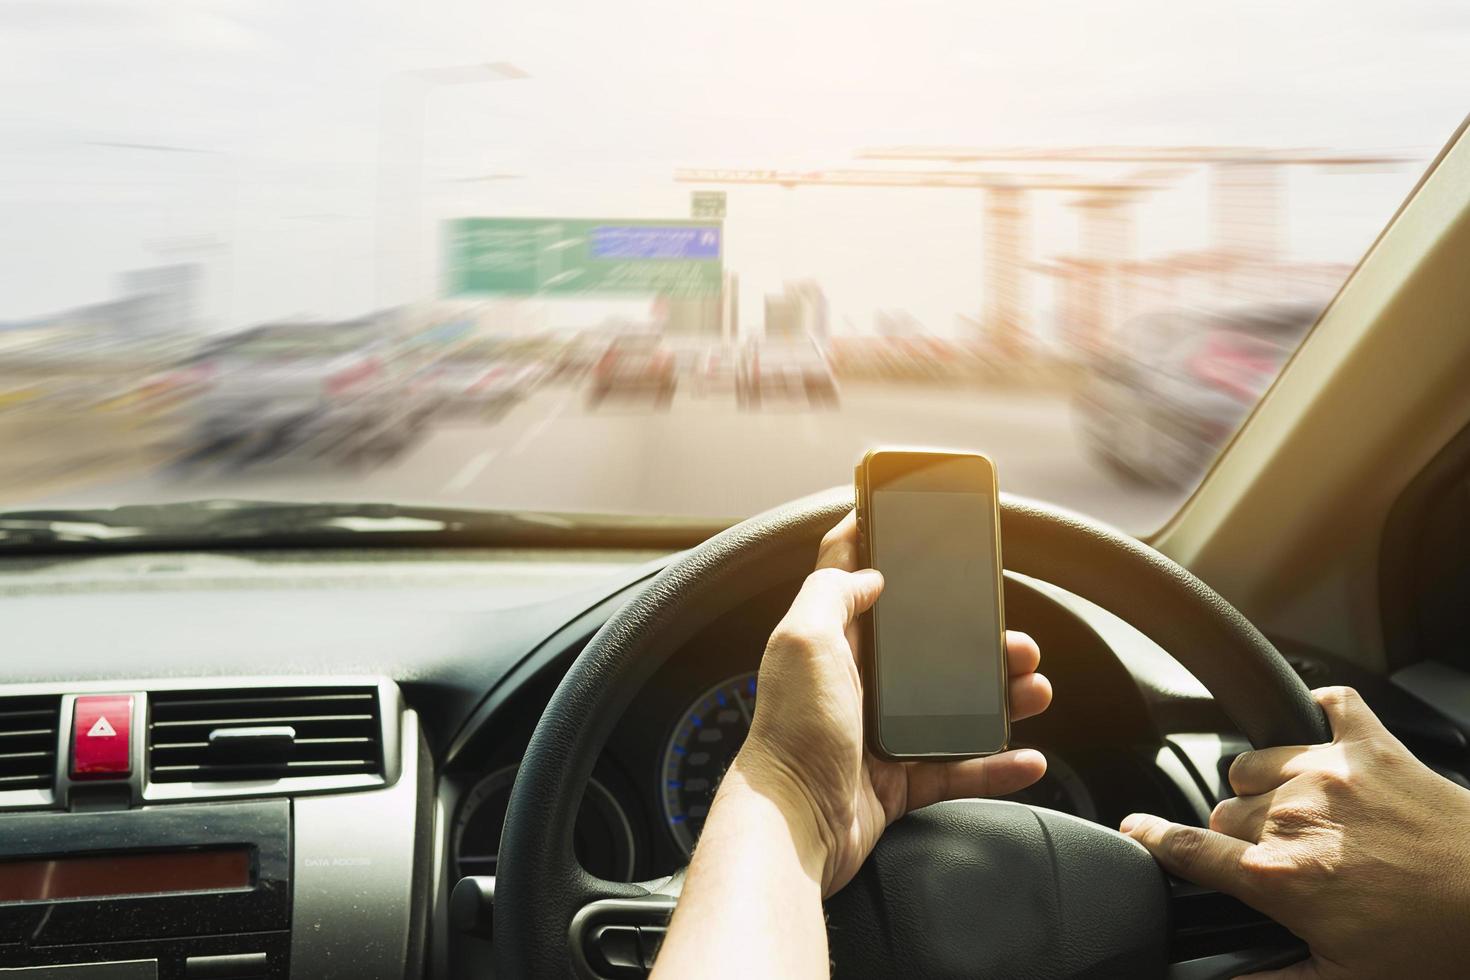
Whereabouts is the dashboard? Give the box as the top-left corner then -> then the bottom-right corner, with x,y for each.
441,574 -> 1207,908
0,545 -> 1462,979
453,656 -> 1100,885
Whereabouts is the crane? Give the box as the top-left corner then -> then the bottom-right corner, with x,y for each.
854,146 -> 1411,263
672,167 -> 1168,356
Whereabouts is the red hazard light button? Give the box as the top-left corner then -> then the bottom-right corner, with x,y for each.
72,694 -> 134,780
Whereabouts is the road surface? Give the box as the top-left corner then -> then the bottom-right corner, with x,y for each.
27,381 -> 1184,533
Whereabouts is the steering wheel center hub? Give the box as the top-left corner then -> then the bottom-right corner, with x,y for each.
825,799 -> 1168,977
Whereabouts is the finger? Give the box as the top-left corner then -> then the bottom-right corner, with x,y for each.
1313,686 -> 1384,743
1209,791 -> 1272,843
1005,630 -> 1041,676
1007,671 -> 1053,721
783,566 -> 884,634
903,748 -> 1047,812
1228,745 -> 1318,796
814,510 -> 861,573
1119,813 -> 1253,896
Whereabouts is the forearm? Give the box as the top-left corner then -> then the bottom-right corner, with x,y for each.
651,758 -> 831,979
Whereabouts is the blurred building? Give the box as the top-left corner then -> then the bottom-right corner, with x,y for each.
874,309 -> 924,337
763,281 -> 828,341
722,272 -> 740,345
117,264 -> 203,334
788,281 -> 828,341
764,295 -> 794,339
0,264 -> 205,340
983,187 -> 1030,358
659,296 -> 722,337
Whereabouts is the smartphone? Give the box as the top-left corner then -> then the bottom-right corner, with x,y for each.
855,448 -> 1008,760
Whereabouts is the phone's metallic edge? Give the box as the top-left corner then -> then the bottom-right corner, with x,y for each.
856,447 -> 1010,762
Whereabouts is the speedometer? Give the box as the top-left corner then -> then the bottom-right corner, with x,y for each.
660,671 -> 758,856
659,671 -> 1098,858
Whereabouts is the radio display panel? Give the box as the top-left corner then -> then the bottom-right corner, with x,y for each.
0,848 -> 253,903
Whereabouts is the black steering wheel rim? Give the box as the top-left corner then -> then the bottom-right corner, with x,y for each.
495,487 -> 1329,978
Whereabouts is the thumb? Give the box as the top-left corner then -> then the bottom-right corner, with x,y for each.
788,566 -> 884,631
1313,686 -> 1384,743
1119,812 -> 1254,898
842,567 -> 884,618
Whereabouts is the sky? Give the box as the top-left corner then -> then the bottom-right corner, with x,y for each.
1,0 -> 1467,333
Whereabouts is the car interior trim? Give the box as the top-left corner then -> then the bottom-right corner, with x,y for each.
1155,116 -> 1470,667
1391,660 -> 1470,733
442,561 -> 669,768
1378,415 -> 1470,672
290,703 -> 428,980
1166,733 -> 1252,805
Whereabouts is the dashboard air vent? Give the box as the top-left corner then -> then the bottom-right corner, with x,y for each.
0,694 -> 61,793
148,686 -> 382,783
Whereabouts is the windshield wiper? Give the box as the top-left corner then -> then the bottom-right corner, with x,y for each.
0,500 -> 719,552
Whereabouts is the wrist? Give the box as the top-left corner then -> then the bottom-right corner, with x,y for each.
655,745 -> 835,979
716,747 -> 835,888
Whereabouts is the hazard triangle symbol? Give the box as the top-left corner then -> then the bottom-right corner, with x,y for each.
87,716 -> 117,738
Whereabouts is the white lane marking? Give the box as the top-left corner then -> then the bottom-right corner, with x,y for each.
445,448 -> 501,493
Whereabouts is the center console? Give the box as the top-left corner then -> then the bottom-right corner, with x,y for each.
0,678 -> 429,979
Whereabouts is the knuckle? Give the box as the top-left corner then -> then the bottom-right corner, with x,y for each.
1358,734 -> 1399,767
1247,840 -> 1332,889
1306,763 -> 1355,795
768,621 -> 816,650
1239,846 -> 1295,883
1265,801 -> 1326,835
1316,685 -> 1361,711
1162,826 -> 1208,871
805,566 -> 846,589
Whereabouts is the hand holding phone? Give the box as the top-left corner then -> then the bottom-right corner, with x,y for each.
856,449 -> 1009,760
728,507 -> 1047,901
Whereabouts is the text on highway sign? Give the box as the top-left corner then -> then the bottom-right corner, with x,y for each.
445,217 -> 723,298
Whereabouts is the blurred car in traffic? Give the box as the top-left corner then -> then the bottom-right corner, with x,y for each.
184,321 -> 434,465
417,344 -> 543,420
1074,302 -> 1321,487
547,335 -> 609,382
736,341 -> 839,409
587,334 -> 676,409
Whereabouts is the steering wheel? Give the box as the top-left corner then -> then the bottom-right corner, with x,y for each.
494,488 -> 1330,978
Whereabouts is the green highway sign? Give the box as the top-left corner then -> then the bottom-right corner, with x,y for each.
445,217 -> 723,298
691,190 -> 726,219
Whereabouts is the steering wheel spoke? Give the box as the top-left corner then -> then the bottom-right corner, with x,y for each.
569,872 -> 683,979
1167,946 -> 1309,979
1166,878 -> 1305,978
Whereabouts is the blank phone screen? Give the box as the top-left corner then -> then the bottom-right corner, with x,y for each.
871,487 -> 1002,720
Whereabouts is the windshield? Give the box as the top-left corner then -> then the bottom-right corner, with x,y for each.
2,2 -> 1466,533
